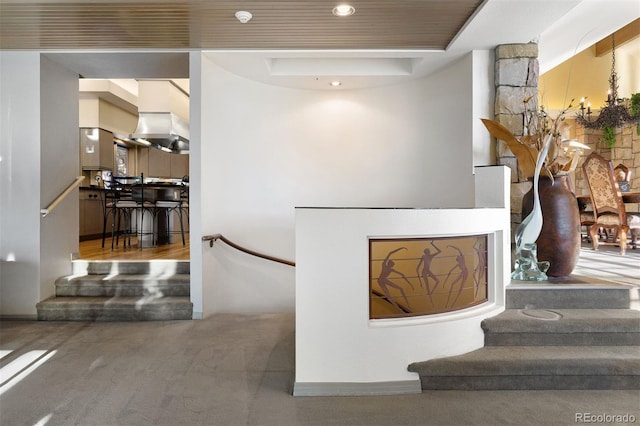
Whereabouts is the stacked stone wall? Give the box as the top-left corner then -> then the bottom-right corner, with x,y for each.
494,43 -> 538,232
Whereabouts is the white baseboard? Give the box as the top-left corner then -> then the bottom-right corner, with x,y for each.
293,380 -> 422,396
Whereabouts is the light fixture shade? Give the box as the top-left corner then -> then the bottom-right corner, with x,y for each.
235,11 -> 253,23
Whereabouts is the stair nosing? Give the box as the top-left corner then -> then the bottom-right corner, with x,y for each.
57,273 -> 190,281
408,346 -> 640,377
37,296 -> 192,306
483,309 -> 640,325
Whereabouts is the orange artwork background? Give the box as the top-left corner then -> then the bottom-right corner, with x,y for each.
369,235 -> 488,319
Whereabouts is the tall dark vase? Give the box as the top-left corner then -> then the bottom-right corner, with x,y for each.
521,174 -> 581,277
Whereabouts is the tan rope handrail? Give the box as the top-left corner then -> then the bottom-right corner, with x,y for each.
202,234 -> 295,267
41,176 -> 85,218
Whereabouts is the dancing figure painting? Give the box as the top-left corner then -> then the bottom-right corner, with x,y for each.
369,235 -> 488,319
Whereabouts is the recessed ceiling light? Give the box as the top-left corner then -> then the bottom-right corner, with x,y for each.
332,4 -> 355,17
329,81 -> 342,87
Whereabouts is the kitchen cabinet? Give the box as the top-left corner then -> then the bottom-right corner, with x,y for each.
138,147 -> 189,178
79,189 -> 112,240
138,147 -> 149,177
80,128 -> 114,171
148,147 -> 171,177
170,153 -> 189,178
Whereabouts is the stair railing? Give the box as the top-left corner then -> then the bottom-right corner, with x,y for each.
41,176 -> 85,218
202,233 -> 295,267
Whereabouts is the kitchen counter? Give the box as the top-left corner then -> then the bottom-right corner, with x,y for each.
80,182 -> 188,191
79,182 -> 188,244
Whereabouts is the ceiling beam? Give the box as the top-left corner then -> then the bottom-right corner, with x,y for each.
595,18 -> 640,57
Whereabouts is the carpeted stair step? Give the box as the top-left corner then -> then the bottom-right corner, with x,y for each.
55,273 -> 190,297
506,284 -> 634,309
407,345 -> 640,390
482,309 -> 640,346
36,296 -> 193,321
39,260 -> 193,321
71,260 -> 190,275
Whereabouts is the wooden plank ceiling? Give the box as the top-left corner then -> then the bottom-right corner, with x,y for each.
0,0 -> 483,50
595,18 -> 640,56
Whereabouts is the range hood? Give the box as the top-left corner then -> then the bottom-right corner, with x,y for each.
131,111 -> 190,154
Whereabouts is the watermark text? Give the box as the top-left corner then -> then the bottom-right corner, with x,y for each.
576,412 -> 636,423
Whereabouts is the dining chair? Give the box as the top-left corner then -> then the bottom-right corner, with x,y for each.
581,152 -> 640,255
614,163 -> 631,192
614,163 -> 631,182
578,208 -> 595,242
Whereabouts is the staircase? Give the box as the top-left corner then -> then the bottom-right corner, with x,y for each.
36,260 -> 193,321
408,283 -> 640,390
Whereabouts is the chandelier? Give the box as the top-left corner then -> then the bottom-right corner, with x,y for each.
576,34 -> 640,145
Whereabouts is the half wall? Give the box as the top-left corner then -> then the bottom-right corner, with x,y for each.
294,166 -> 511,395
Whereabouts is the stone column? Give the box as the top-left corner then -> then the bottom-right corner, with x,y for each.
494,43 -> 539,231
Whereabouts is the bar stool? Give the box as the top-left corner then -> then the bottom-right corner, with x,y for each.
108,175 -> 140,249
154,184 -> 187,246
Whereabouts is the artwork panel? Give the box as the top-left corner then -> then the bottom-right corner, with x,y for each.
369,235 -> 488,319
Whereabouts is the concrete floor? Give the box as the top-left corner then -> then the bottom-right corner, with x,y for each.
1,244 -> 639,426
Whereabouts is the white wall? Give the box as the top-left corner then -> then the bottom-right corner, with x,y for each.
294,166 -> 510,396
199,53 -> 485,316
39,56 -> 80,305
471,50 -> 495,168
0,49 -> 493,318
190,51 -> 204,319
0,53 -> 79,318
0,52 -> 42,317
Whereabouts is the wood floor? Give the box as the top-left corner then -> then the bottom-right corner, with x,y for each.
78,236 -> 190,261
